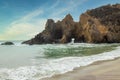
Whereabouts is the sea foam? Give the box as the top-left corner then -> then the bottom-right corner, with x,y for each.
0,45 -> 120,80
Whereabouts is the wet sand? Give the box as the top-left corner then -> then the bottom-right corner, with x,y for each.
41,58 -> 120,80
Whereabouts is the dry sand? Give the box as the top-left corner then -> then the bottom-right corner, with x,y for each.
41,58 -> 120,80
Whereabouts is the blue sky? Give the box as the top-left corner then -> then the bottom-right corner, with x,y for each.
0,0 -> 120,40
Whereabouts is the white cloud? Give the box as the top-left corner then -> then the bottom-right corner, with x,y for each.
20,8 -> 44,21
0,0 -> 87,40
0,21 -> 46,40
49,0 -> 60,9
0,9 -> 46,40
50,0 -> 88,18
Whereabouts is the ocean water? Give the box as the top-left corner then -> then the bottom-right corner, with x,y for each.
0,41 -> 120,80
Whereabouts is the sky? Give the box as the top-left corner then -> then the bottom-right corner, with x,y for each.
0,0 -> 119,40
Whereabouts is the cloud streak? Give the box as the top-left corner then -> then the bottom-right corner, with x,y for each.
0,8 -> 45,40
0,0 -> 88,40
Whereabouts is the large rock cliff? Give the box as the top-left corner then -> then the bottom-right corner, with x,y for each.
22,4 -> 120,45
80,4 -> 120,43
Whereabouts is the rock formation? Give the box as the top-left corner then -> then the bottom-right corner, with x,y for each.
80,4 -> 120,43
1,42 -> 14,45
22,4 -> 120,45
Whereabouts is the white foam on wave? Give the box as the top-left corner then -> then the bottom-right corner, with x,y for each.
41,43 -> 111,50
49,46 -> 120,73
0,45 -> 120,80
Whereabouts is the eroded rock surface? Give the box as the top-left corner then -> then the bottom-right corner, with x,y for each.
23,4 -> 120,45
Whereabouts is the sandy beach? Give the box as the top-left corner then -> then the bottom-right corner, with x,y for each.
41,58 -> 120,80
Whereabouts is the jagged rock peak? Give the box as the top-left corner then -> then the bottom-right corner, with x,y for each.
46,19 -> 54,25
63,14 -> 73,21
45,19 -> 55,29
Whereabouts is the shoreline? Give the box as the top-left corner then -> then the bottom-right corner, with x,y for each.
41,57 -> 120,80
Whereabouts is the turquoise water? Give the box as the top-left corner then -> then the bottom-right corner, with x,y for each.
0,41 -> 120,80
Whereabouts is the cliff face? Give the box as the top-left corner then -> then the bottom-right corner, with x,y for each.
23,4 -> 120,45
80,4 -> 120,43
23,14 -> 83,45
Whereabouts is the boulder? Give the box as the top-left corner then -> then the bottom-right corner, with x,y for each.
1,42 -> 14,45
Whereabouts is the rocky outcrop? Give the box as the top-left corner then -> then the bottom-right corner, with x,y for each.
1,42 -> 14,45
23,4 -> 120,45
80,4 -> 120,43
22,14 -> 83,45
